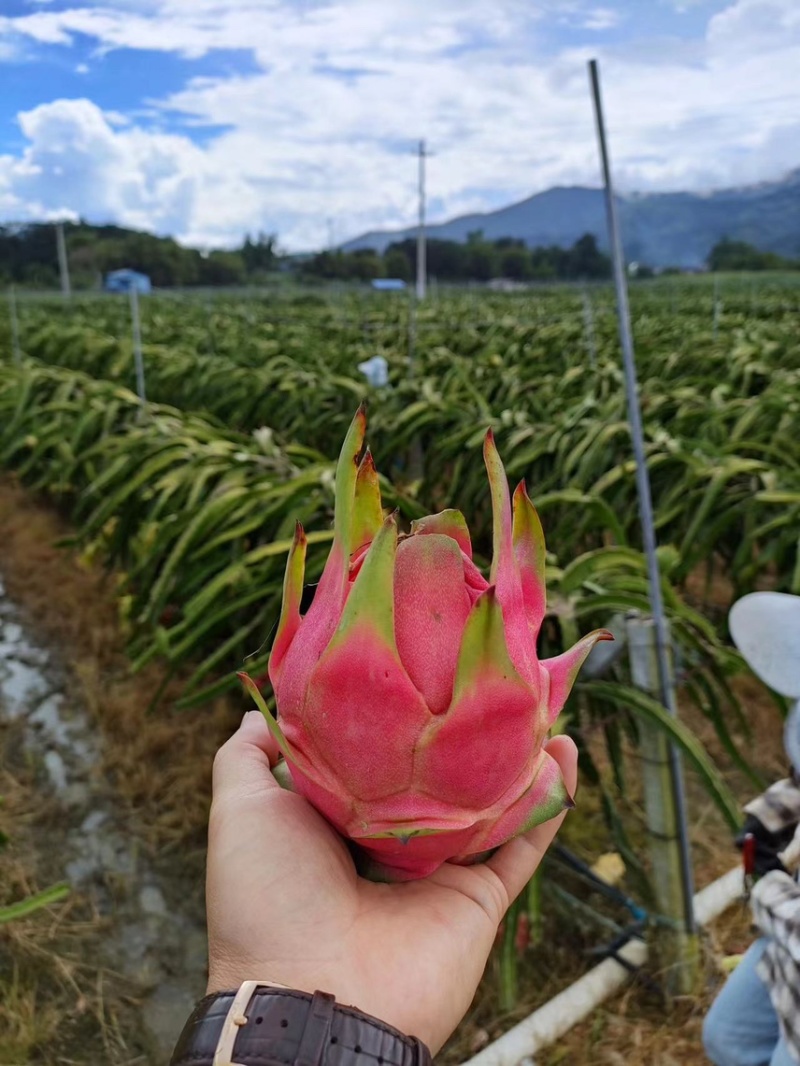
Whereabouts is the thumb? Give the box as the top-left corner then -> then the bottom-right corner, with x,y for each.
484,735 -> 578,907
212,711 -> 281,800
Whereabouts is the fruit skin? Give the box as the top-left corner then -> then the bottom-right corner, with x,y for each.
250,406 -> 611,881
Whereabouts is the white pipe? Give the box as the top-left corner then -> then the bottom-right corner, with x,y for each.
462,865 -> 743,1066
694,866 -> 742,926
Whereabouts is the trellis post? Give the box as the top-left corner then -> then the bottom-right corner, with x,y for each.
588,57 -> 698,993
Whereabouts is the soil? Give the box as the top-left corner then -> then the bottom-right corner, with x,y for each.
0,475 -> 792,1065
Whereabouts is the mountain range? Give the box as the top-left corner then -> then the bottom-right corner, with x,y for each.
342,169 -> 800,269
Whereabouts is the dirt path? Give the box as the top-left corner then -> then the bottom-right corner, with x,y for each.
0,478 -> 239,1064
0,572 -> 209,1062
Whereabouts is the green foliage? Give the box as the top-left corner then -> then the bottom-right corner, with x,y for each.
6,278 -> 800,1013
0,884 -> 70,925
0,222 -> 280,290
0,277 -> 798,820
708,237 -> 800,272
303,232 -> 612,282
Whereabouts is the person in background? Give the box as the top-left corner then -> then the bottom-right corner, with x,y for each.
169,710 -> 579,1066
703,773 -> 800,1066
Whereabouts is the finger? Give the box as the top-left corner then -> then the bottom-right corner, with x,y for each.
212,711 -> 281,799
483,735 -> 578,906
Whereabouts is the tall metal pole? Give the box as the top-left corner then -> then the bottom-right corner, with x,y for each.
130,284 -> 146,405
588,58 -> 696,936
713,273 -> 721,340
55,222 -> 71,298
582,288 -> 597,368
416,139 -> 428,301
8,286 -> 21,365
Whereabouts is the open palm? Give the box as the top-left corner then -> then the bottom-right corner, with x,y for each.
207,712 -> 577,1053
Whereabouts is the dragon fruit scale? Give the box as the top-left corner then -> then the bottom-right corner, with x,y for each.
245,406 -> 611,881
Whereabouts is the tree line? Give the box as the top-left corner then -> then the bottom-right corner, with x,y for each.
301,232 -> 612,282
707,237 -> 800,273
0,223 -> 278,289
0,220 -> 796,291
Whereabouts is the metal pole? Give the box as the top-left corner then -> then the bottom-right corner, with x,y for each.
130,284 -> 146,405
582,288 -> 597,368
55,222 -> 71,298
713,273 -> 721,340
416,139 -> 427,301
588,58 -> 696,935
627,617 -> 699,995
407,290 -> 417,373
8,286 -> 21,365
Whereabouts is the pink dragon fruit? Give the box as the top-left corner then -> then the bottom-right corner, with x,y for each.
244,406 -> 610,881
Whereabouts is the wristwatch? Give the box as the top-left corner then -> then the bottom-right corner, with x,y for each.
169,983 -> 433,1066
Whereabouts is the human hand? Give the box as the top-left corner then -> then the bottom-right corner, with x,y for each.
205,711 -> 578,1054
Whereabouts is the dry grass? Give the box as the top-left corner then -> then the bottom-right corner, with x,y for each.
0,719 -> 153,1065
536,904 -> 756,1066
0,475 -> 240,857
0,475 -> 242,1064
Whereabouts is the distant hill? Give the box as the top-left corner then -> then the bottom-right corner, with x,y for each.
342,170 -> 800,269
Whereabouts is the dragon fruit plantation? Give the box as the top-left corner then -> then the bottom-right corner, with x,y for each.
1,277 -> 798,1064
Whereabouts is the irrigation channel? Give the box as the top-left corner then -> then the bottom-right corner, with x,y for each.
0,571 -> 208,1059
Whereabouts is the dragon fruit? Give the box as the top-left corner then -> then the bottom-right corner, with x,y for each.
244,406 -> 611,881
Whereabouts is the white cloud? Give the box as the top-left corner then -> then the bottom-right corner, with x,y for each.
0,99 -> 206,236
581,7 -> 621,30
708,0 -> 800,51
0,0 -> 798,248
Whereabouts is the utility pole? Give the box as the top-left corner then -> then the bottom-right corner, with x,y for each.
416,139 -> 428,301
55,222 -> 71,298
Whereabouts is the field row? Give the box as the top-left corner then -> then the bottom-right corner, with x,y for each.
5,290 -> 800,600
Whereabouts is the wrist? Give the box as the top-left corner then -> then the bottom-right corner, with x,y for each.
207,973 -> 292,996
170,983 -> 433,1066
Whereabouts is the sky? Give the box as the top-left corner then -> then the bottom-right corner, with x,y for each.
0,0 -> 798,251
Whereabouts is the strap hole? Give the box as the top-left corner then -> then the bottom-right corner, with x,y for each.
255,1017 -> 263,1025
280,1019 -> 288,1028
354,1046 -> 362,1054
330,1037 -> 338,1045
378,1058 -> 384,1063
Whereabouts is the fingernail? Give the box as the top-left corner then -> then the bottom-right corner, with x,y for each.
240,709 -> 254,726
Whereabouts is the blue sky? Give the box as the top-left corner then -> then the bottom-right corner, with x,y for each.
0,0 -> 798,250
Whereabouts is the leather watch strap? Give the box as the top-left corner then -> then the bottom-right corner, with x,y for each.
169,986 -> 433,1066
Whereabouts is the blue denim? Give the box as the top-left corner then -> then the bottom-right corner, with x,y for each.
703,938 -> 796,1066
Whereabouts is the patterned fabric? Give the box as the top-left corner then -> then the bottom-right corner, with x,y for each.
746,777 -> 800,836
747,778 -> 800,1065
751,872 -> 800,1064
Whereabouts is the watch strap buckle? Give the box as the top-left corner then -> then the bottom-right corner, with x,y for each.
213,981 -> 259,1066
